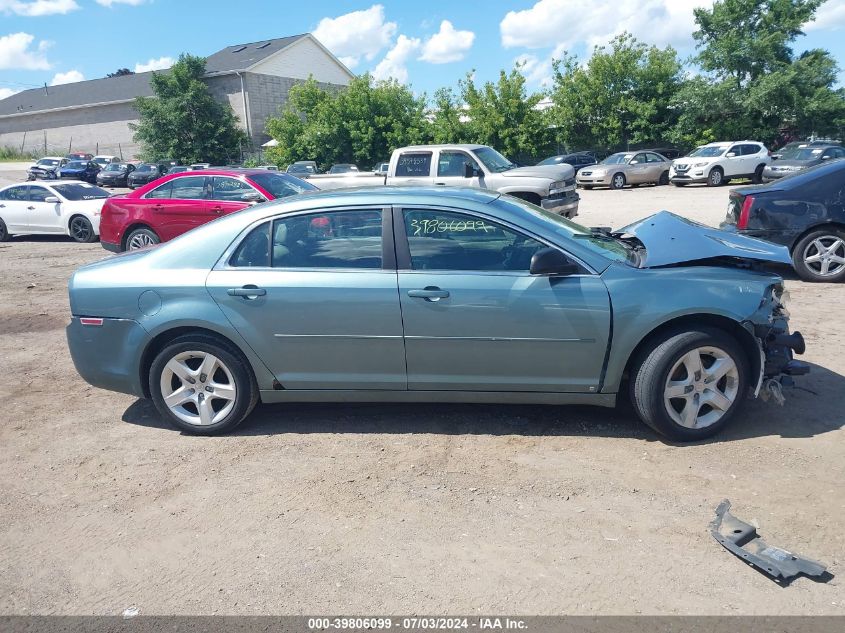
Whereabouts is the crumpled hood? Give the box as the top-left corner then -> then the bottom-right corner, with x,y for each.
618,210 -> 791,268
503,164 -> 574,180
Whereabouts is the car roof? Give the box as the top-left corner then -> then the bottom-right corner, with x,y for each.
37,156 -> 64,160
2,179 -> 88,187
397,144 -> 488,151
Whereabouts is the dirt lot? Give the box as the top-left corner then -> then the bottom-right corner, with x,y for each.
0,166 -> 843,615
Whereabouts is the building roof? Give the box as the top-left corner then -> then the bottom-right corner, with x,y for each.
0,33 -> 316,117
204,34 -> 308,74
0,72 -> 155,116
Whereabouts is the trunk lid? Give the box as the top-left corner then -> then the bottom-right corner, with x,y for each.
618,210 -> 791,268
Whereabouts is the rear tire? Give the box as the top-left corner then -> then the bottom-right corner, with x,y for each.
658,170 -> 670,185
610,172 -> 626,190
752,164 -> 766,184
69,215 -> 97,243
125,227 -> 160,251
630,328 -> 749,441
792,228 -> 845,282
149,335 -> 259,435
0,218 -> 10,242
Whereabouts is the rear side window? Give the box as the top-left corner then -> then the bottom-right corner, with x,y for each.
170,176 -> 207,200
271,209 -> 383,269
395,152 -> 432,177
0,186 -> 29,201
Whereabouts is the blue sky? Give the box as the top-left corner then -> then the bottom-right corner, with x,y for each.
2,0 -> 845,100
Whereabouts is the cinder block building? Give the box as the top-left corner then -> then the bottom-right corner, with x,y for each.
0,33 -> 353,158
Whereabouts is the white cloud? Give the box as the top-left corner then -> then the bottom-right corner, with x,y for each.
95,0 -> 146,6
0,0 -> 79,16
134,56 -> 172,72
50,69 -> 83,85
314,4 -> 396,69
806,0 -> 845,32
514,53 -> 553,87
419,20 -> 475,64
0,32 -> 51,70
501,0 -> 714,52
0,86 -> 22,99
371,34 -> 421,84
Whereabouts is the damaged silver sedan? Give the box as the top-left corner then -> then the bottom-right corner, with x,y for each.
66,188 -> 808,439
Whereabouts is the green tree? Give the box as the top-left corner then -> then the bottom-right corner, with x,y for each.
673,0 -> 845,145
265,74 -> 429,171
132,54 -> 247,164
458,67 -> 552,163
549,33 -> 684,152
429,87 -> 469,144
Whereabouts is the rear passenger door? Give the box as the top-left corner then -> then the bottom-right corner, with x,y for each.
142,175 -> 209,240
0,185 -> 30,232
390,151 -> 434,186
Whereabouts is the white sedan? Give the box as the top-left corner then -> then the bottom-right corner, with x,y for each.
0,180 -> 110,243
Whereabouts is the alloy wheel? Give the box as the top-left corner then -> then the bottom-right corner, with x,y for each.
802,236 -> 845,277
709,169 -> 723,186
127,232 -> 156,250
70,217 -> 91,242
663,346 -> 739,429
159,351 -> 237,426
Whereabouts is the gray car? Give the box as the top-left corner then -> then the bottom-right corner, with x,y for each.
762,144 -> 845,181
577,151 -> 672,189
66,187 -> 806,441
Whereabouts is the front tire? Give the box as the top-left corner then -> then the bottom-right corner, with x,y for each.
707,167 -> 724,187
610,172 -> 626,190
630,328 -> 749,441
792,229 -> 845,282
150,335 -> 259,435
69,215 -> 97,243
125,227 -> 160,251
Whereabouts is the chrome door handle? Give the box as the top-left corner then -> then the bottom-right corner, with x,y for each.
212,206 -> 223,214
227,285 -> 267,299
434,182 -> 447,186
27,206 -> 35,210
408,287 -> 450,301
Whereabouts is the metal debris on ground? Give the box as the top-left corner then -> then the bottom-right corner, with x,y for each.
710,499 -> 828,583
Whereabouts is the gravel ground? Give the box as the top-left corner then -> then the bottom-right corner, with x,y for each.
0,166 -> 843,615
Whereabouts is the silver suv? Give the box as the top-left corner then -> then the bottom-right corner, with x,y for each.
670,141 -> 771,186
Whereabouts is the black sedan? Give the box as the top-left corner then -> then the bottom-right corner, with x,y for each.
537,151 -> 597,173
722,159 -> 845,282
58,160 -> 100,183
763,144 -> 845,181
127,163 -> 167,189
96,162 -> 136,188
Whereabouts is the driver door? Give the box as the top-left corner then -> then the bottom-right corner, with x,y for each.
26,185 -> 63,233
627,153 -> 650,184
209,176 -> 262,216
433,150 -> 483,188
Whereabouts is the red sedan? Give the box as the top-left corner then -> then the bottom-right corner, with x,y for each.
99,169 -> 316,252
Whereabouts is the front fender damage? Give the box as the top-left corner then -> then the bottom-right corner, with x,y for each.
711,500 -> 828,583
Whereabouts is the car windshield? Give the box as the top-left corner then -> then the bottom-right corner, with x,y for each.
52,183 -> 110,200
780,146 -> 827,161
329,165 -> 357,173
538,156 -> 567,165
37,159 -> 60,167
494,196 -> 639,266
105,164 -> 127,172
66,161 -> 87,169
136,164 -> 155,172
601,153 -> 634,165
287,165 -> 314,174
687,146 -> 727,158
474,147 -> 516,173
249,172 -> 317,198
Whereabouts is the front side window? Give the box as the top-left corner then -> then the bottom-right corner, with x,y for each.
646,153 -> 664,163
230,222 -> 271,267
437,151 -> 479,177
170,176 -> 207,200
403,209 -> 546,272
395,152 -> 432,177
28,186 -> 51,202
631,153 -> 648,164
210,177 -> 256,201
271,210 -> 383,269
146,181 -> 173,199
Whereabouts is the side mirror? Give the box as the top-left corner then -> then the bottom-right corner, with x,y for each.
464,163 -> 481,178
241,192 -> 266,203
726,152 -> 736,158
630,160 -> 639,165
529,247 -> 579,276
44,196 -> 59,203
821,155 -> 830,160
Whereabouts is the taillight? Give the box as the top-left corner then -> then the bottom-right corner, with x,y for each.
737,195 -> 754,229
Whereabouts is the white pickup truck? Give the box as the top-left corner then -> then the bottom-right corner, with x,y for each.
304,144 -> 580,218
